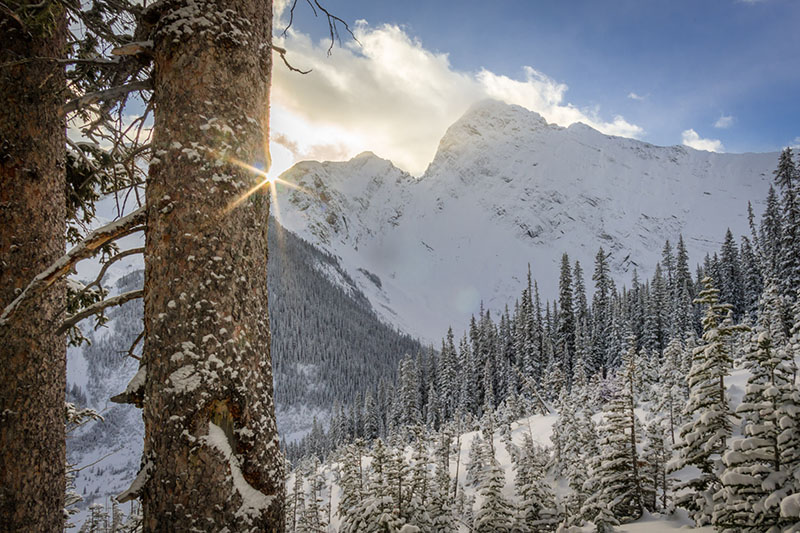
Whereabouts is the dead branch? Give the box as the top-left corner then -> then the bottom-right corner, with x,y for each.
58,289 -> 143,335
84,247 -> 144,293
0,207 -> 146,326
59,79 -> 152,118
282,0 -> 359,55
0,56 -> 120,69
271,44 -> 312,74
70,451 -> 115,473
119,330 -> 144,361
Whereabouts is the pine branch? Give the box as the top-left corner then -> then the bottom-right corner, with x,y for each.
59,79 -> 152,118
0,206 -> 146,326
58,289 -> 143,335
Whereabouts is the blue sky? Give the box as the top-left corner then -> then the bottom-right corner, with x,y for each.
268,0 -> 799,176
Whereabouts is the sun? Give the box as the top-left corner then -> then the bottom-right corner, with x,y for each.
223,154 -> 307,220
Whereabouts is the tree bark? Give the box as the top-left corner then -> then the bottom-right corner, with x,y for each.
139,0 -> 284,530
0,5 -> 67,532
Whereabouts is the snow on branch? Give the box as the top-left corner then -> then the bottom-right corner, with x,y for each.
59,79 -> 152,118
58,289 -> 143,335
0,206 -> 146,327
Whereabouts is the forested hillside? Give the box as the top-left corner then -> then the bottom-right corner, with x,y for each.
283,149 -> 800,532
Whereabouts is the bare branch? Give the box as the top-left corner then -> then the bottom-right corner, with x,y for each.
280,0 -> 358,55
70,452 -> 115,473
58,289 -> 143,335
119,329 -> 144,361
271,44 -> 311,74
59,79 -> 152,118
0,207 -> 146,326
84,247 -> 144,293
0,56 -> 120,69
311,0 -> 359,55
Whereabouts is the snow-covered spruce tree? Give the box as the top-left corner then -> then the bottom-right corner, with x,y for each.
642,419 -> 672,511
348,438 -> 405,533
553,389 -> 597,522
288,463 -> 306,532
298,457 -> 327,532
466,433 -> 486,488
0,4 -> 67,530
474,441 -> 516,533
774,147 -> 800,302
655,337 -> 688,445
580,338 -> 643,525
592,247 -> 613,377
429,430 -> 458,532
719,228 -> 745,320
760,186 -> 783,279
713,283 -> 794,531
514,433 -> 559,532
127,0 -> 283,529
336,439 -> 366,533
672,276 -> 745,526
403,426 -> 432,529
557,253 -> 576,388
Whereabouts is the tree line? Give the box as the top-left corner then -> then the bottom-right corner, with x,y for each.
285,148 -> 800,532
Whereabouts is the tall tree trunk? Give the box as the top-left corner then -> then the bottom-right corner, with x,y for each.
0,5 -> 67,532
139,0 -> 284,529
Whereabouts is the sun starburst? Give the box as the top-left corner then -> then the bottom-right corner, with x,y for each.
222,153 -> 307,218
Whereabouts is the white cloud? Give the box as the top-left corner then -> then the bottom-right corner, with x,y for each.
714,114 -> 735,129
682,129 -> 725,152
790,137 -> 800,150
269,22 -> 643,176
627,92 -> 645,101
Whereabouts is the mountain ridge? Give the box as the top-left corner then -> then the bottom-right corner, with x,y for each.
275,99 -> 778,342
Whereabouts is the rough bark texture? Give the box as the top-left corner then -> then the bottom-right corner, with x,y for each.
0,6 -> 67,532
139,0 -> 284,530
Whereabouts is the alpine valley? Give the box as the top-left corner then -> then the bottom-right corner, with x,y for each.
67,99 -> 781,524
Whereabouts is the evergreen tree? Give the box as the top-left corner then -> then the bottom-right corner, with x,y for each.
398,355 -> 421,429
775,148 -> 800,301
715,283 -> 800,531
429,430 -> 458,532
656,338 -> 688,445
439,328 -> 458,420
760,185 -> 783,278
593,248 -> 614,377
642,420 -> 672,511
474,444 -> 516,533
740,236 -> 763,324
558,254 -> 576,387
673,277 -> 745,525
719,229 -> 745,318
582,337 -> 643,526
337,440 -> 366,533
514,433 -> 559,532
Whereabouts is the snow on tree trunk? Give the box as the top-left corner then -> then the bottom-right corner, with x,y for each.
0,5 -> 67,531
136,0 -> 283,529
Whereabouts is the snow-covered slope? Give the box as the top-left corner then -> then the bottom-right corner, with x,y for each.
276,100 -> 777,342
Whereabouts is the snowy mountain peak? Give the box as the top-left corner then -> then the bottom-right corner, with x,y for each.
277,103 -> 778,342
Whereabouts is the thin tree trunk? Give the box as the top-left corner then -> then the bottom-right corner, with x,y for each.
0,5 -> 67,531
138,0 -> 283,529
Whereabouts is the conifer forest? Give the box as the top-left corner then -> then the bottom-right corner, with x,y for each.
2,1 -> 800,532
